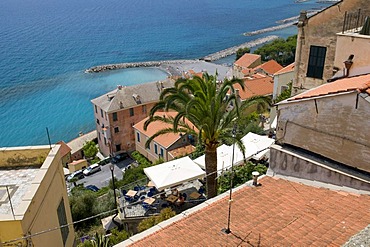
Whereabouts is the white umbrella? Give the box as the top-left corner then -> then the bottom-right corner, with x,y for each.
144,156 -> 205,191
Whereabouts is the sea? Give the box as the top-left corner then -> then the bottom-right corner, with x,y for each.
0,0 -> 330,147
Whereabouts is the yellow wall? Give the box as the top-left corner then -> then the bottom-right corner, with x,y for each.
69,159 -> 88,172
0,145 -> 75,247
0,146 -> 50,168
0,220 -> 25,246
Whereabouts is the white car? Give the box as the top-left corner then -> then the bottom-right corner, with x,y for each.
83,164 -> 101,176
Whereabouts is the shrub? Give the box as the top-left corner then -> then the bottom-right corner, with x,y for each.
137,208 -> 176,232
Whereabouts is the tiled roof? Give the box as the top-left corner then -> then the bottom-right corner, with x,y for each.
133,112 -> 195,149
56,141 -> 71,157
289,73 -> 370,101
168,144 -> 196,159
234,53 -> 261,68
124,176 -> 370,246
253,60 -> 283,75
274,62 -> 295,76
234,76 -> 273,100
91,79 -> 174,113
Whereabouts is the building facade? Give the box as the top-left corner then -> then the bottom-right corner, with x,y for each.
0,145 -> 75,247
91,80 -> 174,157
133,112 -> 195,163
292,0 -> 370,95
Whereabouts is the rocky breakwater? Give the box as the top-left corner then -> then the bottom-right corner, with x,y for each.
85,59 -> 198,73
202,35 -> 279,61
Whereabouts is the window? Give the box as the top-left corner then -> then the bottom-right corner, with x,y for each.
137,132 -> 141,142
113,112 -> 118,121
129,108 -> 134,117
96,119 -> 100,125
100,109 -> 104,118
280,85 -> 288,93
307,45 -> 326,79
57,199 -> 69,246
98,133 -> 101,140
114,127 -> 119,133
115,144 -> 121,152
146,141 -> 150,150
142,105 -> 147,114
160,148 -> 164,158
105,112 -> 107,120
95,105 -> 97,113
104,137 -> 107,145
154,143 -> 158,154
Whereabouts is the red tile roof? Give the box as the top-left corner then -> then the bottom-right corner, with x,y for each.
234,76 -> 273,100
274,62 -> 295,76
168,144 -> 196,159
290,74 -> 370,101
56,141 -> 71,157
234,53 -> 261,69
254,60 -> 283,75
133,112 -> 195,148
126,176 -> 370,246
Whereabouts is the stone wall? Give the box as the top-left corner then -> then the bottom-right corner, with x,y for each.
269,145 -> 370,191
293,0 -> 370,95
277,92 -> 370,173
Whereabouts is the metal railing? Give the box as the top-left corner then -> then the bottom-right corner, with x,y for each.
342,9 -> 367,33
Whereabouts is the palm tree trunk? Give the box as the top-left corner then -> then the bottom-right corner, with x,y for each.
205,146 -> 217,198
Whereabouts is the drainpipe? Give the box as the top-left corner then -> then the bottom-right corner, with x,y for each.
293,11 -> 307,95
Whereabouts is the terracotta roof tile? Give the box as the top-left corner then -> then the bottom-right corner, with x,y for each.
253,60 -> 283,75
234,77 -> 273,100
289,73 -> 370,101
274,62 -> 295,76
56,141 -> 71,157
133,112 -> 195,148
168,144 -> 196,159
234,53 -> 261,68
126,176 -> 370,246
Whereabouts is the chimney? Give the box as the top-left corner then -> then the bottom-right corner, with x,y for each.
119,101 -> 123,109
297,11 -> 307,28
235,89 -> 240,98
343,54 -> 354,77
252,171 -> 260,186
117,85 -> 122,90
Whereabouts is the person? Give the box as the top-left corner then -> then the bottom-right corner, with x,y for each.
176,194 -> 185,207
172,188 -> 179,197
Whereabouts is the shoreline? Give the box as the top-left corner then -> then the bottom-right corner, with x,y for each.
85,35 -> 279,73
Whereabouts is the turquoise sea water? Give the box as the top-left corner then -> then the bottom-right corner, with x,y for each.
0,0 -> 330,146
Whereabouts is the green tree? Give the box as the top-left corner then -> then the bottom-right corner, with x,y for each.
137,208 -> 176,232
274,82 -> 292,103
144,73 -> 270,198
254,35 -> 297,66
83,141 -> 98,160
235,47 -> 251,61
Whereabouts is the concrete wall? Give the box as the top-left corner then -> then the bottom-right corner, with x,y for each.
334,33 -> 370,73
293,0 -> 370,95
269,145 -> 370,191
0,145 -> 75,246
277,92 -> 370,173
21,145 -> 75,247
273,71 -> 294,99
0,146 -> 50,168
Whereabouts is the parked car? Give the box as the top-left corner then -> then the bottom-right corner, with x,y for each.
111,153 -> 129,164
85,185 -> 100,192
67,170 -> 84,182
83,164 -> 101,176
98,157 -> 111,166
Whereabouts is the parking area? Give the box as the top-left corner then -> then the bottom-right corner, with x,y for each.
67,156 -> 135,190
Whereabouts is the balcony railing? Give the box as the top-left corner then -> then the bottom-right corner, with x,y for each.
342,9 -> 367,34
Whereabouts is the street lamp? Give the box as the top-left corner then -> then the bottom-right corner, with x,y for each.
222,124 -> 237,234
109,164 -> 120,228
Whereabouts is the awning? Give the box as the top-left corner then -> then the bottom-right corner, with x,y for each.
144,156 -> 205,191
194,133 -> 275,172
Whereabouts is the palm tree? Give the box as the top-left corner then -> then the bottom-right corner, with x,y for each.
144,73 -> 270,198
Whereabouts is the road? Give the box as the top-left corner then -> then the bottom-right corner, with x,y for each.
68,158 -> 135,190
